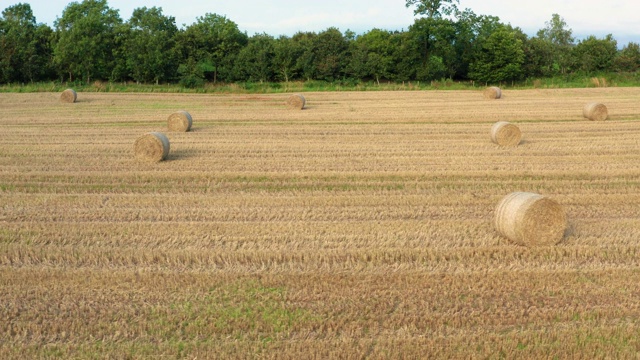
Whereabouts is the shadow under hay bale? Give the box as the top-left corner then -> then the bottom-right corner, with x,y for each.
494,192 -> 567,246
484,86 -> 502,100
168,110 -> 193,132
60,89 -> 77,103
583,102 -> 608,121
491,121 -> 521,147
134,132 -> 170,162
286,94 -> 306,110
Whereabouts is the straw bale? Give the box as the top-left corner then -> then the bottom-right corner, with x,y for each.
60,89 -> 77,103
134,132 -> 170,162
286,94 -> 306,109
483,86 -> 502,99
491,121 -> 521,147
494,192 -> 567,246
583,102 -> 608,121
168,110 -> 193,132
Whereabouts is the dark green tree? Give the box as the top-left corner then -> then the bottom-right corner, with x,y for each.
536,14 -> 574,74
234,33 -> 276,82
613,42 -> 640,72
409,17 -> 456,80
347,29 -> 394,84
405,0 -> 459,18
311,27 -> 349,82
571,34 -> 617,73
292,31 -> 318,81
390,30 -> 419,81
53,0 -> 122,82
273,35 -> 303,82
469,26 -> 525,84
521,36 -> 554,78
124,7 -> 178,84
0,3 -> 53,83
452,9 -> 502,79
176,57 -> 205,88
181,13 -> 247,83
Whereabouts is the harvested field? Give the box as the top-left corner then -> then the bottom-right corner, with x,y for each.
1,88 -> 640,358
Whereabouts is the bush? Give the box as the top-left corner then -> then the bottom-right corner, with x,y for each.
179,75 -> 205,89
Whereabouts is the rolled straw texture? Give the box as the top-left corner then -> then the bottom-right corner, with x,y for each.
491,121 -> 521,147
483,86 -> 502,99
494,192 -> 567,246
134,132 -> 170,162
583,103 -> 608,121
286,94 -> 306,109
168,110 -> 193,132
60,89 -> 77,103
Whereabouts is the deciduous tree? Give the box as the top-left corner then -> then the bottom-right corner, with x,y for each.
536,14 -> 574,74
614,42 -> 640,72
571,34 -> 617,73
469,26 -> 525,84
234,33 -> 276,82
273,35 -> 302,82
0,3 -> 53,83
181,13 -> 247,83
405,0 -> 459,18
124,7 -> 178,84
312,27 -> 349,82
53,0 -> 122,82
347,29 -> 394,84
409,17 -> 456,80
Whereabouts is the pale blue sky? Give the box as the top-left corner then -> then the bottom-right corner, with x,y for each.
8,0 -> 640,45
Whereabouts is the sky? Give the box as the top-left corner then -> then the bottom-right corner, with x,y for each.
9,0 -> 640,46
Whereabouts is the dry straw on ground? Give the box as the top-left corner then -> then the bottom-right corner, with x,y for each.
491,121 -> 521,147
60,89 -> 77,103
583,102 -> 608,121
590,77 -> 608,88
134,132 -> 170,162
494,192 -> 567,246
484,86 -> 502,99
168,110 -> 193,132
286,94 -> 306,109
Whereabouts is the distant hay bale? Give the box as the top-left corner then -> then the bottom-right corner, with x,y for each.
168,110 -> 193,132
583,102 -> 608,121
484,86 -> 502,99
494,192 -> 567,246
60,89 -> 77,103
134,132 -> 170,162
491,121 -> 521,147
286,94 -> 306,109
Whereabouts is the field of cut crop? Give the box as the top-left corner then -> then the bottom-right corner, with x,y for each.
1,88 -> 640,358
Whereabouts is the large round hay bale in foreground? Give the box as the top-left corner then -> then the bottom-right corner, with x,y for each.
494,192 -> 567,246
168,110 -> 193,132
134,132 -> 170,162
583,102 -> 608,121
60,89 -> 77,103
286,94 -> 306,109
483,86 -> 502,99
491,121 -> 521,147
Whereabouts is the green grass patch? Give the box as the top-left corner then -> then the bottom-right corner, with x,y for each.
147,280 -> 312,342
3,73 -> 639,94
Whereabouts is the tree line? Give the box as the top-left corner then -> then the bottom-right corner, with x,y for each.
1,0 -> 639,87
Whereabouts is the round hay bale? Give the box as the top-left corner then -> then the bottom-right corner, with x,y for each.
491,121 -> 521,147
483,86 -> 502,99
286,94 -> 306,109
60,89 -> 77,103
583,102 -> 608,121
168,110 -> 193,132
494,192 -> 567,247
134,132 -> 170,162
